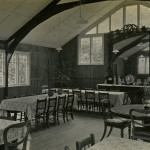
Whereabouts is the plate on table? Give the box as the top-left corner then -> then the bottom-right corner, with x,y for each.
125,75 -> 134,84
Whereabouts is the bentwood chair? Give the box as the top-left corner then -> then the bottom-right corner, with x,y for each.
130,109 -> 150,141
73,89 -> 83,110
76,134 -> 95,150
66,94 -> 74,121
85,91 -> 95,111
3,121 -> 30,150
100,99 -> 131,141
35,98 -> 47,130
46,97 -> 57,127
57,95 -> 66,124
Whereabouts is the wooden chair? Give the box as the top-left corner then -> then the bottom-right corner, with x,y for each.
100,99 -> 131,141
35,98 -> 47,130
57,95 -> 66,124
85,91 -> 95,111
123,92 -> 131,105
76,134 -> 95,150
73,89 -> 83,110
63,89 -> 69,94
129,109 -> 150,141
46,97 -> 57,127
3,121 -> 30,150
98,92 -> 109,115
66,94 -> 74,121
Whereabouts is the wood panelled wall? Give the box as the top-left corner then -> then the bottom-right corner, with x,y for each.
0,42 -> 58,102
61,35 -> 109,90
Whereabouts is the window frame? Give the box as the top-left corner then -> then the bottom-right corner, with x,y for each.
137,55 -> 149,75
0,50 -> 30,87
78,34 -> 104,65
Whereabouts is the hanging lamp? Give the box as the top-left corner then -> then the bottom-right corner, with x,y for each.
56,13 -> 63,52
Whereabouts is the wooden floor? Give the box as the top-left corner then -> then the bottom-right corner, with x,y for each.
28,113 -> 129,150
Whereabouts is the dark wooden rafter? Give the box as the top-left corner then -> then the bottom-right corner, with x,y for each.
6,0 -> 108,60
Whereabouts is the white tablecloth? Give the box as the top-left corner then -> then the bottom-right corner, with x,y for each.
87,136 -> 150,150
43,89 -> 125,107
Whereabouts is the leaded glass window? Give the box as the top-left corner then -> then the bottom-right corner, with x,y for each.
0,52 -> 4,86
79,35 -> 104,65
91,37 -> 104,64
18,53 -> 29,85
8,54 -> 17,86
138,55 -> 149,74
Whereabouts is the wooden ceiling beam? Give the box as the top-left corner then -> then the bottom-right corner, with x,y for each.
6,0 -> 108,53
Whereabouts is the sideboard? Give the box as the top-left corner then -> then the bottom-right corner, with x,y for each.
97,84 -> 147,104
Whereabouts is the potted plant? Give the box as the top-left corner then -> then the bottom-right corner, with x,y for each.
41,59 -> 55,96
55,57 -> 75,94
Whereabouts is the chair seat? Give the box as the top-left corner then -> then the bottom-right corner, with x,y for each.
107,117 -> 131,124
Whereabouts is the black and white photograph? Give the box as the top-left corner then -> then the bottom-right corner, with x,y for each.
0,0 -> 150,150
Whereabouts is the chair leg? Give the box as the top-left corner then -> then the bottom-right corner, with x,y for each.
106,127 -> 113,137
128,125 -> 131,139
63,111 -> 65,123
57,111 -> 59,125
66,110 -> 68,122
100,123 -> 107,141
121,129 -> 124,138
71,109 -> 74,120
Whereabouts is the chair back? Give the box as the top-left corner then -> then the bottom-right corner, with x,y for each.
57,95 -> 66,110
76,134 -> 95,150
3,121 -> 30,150
47,97 -> 57,114
123,92 -> 130,105
36,98 -> 47,115
130,109 -> 150,128
63,89 -> 69,94
85,91 -> 95,101
129,109 -> 150,141
66,94 -> 74,109
101,99 -> 113,120
73,90 -> 82,99
98,92 -> 109,103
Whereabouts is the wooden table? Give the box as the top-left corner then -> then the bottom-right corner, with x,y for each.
87,136 -> 150,150
111,104 -> 150,120
0,119 -> 24,145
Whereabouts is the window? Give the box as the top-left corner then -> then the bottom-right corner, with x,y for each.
0,50 -> 30,87
138,55 -> 149,74
78,35 -> 104,65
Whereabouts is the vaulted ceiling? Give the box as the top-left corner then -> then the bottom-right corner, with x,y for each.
0,0 -> 124,49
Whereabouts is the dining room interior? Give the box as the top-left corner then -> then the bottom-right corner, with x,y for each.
0,0 -> 150,150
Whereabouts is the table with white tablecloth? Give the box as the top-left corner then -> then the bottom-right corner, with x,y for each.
43,89 -> 125,107
87,136 -> 150,150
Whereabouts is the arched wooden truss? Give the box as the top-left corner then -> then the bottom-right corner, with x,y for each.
106,24 -> 150,77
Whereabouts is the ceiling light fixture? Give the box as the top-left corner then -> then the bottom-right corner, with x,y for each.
56,13 -> 63,52
113,49 -> 119,54
79,0 -> 88,24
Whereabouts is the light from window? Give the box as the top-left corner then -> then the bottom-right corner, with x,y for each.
98,18 -> 109,33
138,55 -> 149,74
91,37 -> 104,64
79,36 -> 104,65
0,52 -> 4,86
126,5 -> 137,25
140,5 -> 150,27
0,50 -> 30,87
